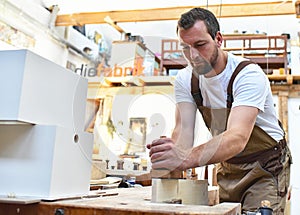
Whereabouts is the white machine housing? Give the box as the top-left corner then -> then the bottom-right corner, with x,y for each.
0,49 -> 93,200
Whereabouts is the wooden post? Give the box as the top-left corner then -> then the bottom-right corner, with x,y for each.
278,91 -> 289,142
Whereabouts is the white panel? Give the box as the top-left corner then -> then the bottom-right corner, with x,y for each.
288,97 -> 300,215
0,50 -> 26,119
0,124 -> 93,199
0,50 -> 94,199
0,49 -> 88,131
110,42 -> 137,68
67,27 -> 99,56
290,188 -> 300,215
50,126 -> 93,199
290,46 -> 300,75
0,124 -> 54,197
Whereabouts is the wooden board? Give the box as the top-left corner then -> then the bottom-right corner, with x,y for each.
55,1 -> 295,26
0,196 -> 41,204
36,186 -> 239,215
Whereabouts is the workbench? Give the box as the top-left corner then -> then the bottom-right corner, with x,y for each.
0,186 -> 240,215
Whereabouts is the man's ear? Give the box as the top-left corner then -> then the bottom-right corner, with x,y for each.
215,31 -> 223,47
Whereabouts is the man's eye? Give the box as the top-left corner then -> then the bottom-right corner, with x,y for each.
182,46 -> 190,50
195,43 -> 205,47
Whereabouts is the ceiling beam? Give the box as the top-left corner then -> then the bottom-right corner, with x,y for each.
55,1 -> 296,26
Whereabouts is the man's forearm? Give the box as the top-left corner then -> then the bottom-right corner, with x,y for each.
172,126 -> 194,150
183,130 -> 247,169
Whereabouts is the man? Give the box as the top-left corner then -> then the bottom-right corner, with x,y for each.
147,8 -> 291,214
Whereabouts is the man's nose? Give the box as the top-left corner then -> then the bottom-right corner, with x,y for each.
189,46 -> 199,59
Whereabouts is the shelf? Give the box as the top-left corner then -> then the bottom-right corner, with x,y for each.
223,35 -> 288,74
268,74 -> 300,85
106,169 -> 149,177
160,39 -> 188,73
160,35 -> 288,74
247,56 -> 286,64
161,58 -> 187,68
88,74 -> 300,90
94,76 -> 175,87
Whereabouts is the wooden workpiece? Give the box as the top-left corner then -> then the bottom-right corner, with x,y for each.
150,169 -> 183,179
151,179 -> 209,205
0,186 -> 240,215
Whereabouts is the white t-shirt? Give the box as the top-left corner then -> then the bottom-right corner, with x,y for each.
175,52 -> 284,141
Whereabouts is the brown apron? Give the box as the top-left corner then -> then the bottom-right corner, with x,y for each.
191,61 -> 292,214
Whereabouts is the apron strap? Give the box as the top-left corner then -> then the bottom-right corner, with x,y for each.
226,61 -> 286,136
191,73 -> 203,107
191,60 -> 255,109
226,61 -> 255,108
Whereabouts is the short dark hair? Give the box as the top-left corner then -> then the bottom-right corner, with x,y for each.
177,8 -> 220,39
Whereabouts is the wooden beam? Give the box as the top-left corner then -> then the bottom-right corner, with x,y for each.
104,16 -> 125,33
56,1 -> 295,26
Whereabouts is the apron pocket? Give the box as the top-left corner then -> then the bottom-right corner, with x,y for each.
258,146 -> 282,178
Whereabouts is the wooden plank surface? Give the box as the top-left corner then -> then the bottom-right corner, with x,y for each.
55,1 -> 295,26
0,203 -> 39,215
36,186 -> 240,215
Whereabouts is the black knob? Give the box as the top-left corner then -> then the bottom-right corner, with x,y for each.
55,208 -> 65,215
258,206 -> 273,215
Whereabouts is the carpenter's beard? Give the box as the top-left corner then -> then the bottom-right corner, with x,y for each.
192,45 -> 219,76
192,61 -> 213,75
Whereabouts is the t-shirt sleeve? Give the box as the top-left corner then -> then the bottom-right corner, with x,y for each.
174,68 -> 196,105
232,64 -> 269,112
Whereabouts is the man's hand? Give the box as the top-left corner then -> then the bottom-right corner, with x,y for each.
146,137 -> 191,171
